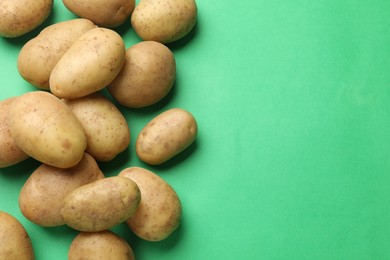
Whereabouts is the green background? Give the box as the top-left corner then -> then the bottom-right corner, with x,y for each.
1,0 -> 390,259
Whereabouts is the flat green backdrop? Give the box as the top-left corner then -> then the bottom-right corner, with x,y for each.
1,0 -> 390,259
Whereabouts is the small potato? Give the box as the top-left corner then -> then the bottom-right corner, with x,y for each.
108,41 -> 176,108
0,98 -> 29,168
17,19 -> 96,90
64,93 -> 130,162
19,153 -> 104,227
119,167 -> 181,241
61,176 -> 141,232
0,0 -> 53,38
50,28 -> 126,99
136,108 -> 197,165
0,211 -> 34,260
8,91 -> 87,169
131,0 -> 197,44
69,231 -> 135,260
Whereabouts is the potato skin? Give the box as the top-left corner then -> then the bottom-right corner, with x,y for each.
109,41 -> 176,108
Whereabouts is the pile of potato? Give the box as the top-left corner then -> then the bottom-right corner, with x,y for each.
0,0 -> 198,259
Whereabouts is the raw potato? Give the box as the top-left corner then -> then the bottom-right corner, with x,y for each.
8,91 -> 87,169
64,93 -> 130,162
131,0 -> 197,44
0,98 -> 29,168
61,176 -> 141,232
17,19 -> 96,90
50,27 -> 126,99
0,0 -> 53,38
0,211 -> 34,260
136,108 -> 197,165
109,41 -> 176,108
19,153 -> 104,227
119,167 -> 181,241
63,0 -> 135,28
69,231 -> 135,260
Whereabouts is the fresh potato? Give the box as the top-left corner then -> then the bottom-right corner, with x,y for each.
64,93 -> 130,162
61,176 -> 141,232
69,231 -> 135,260
17,19 -> 96,90
0,211 -> 34,260
19,153 -> 104,227
8,91 -> 87,169
63,0 -> 135,28
108,41 -> 176,108
0,0 -> 53,38
119,167 -> 181,241
131,0 -> 197,44
50,28 -> 126,99
136,108 -> 197,165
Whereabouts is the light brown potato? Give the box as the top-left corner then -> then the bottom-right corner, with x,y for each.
119,167 -> 181,241
50,28 -> 126,99
19,153 -> 104,227
0,0 -> 53,38
69,231 -> 135,260
8,91 -> 87,169
136,108 -> 197,165
63,0 -> 135,28
108,41 -> 176,108
17,19 -> 96,90
0,211 -> 34,260
64,93 -> 130,161
61,176 -> 141,232
131,0 -> 197,44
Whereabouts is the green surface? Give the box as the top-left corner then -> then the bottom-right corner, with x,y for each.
1,0 -> 390,259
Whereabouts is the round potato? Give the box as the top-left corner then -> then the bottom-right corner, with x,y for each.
69,231 -> 135,260
119,167 -> 181,241
108,41 -> 176,108
131,0 -> 197,44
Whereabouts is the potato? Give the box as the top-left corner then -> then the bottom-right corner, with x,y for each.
64,93 -> 130,161
119,167 -> 181,241
136,108 -> 197,165
0,0 -> 53,38
61,176 -> 141,232
50,28 -> 126,99
63,0 -> 135,28
108,41 -> 176,108
8,91 -> 87,169
19,153 -> 104,227
69,231 -> 135,260
0,211 -> 34,260
0,98 -> 29,168
17,19 -> 96,90
131,0 -> 197,44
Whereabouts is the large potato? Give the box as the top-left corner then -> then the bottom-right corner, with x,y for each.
108,41 -> 176,108
50,28 -> 126,99
17,19 -> 96,90
119,167 -> 181,241
8,91 -> 87,168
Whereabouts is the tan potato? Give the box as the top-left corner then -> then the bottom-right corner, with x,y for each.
0,0 -> 53,38
19,153 -> 104,227
69,231 -> 135,260
0,211 -> 34,260
136,108 -> 197,165
50,28 -> 126,99
108,41 -> 176,108
119,167 -> 181,241
17,19 -> 96,90
64,93 -> 130,162
131,0 -> 197,44
61,176 -> 141,232
8,91 -> 87,169
63,0 -> 135,28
